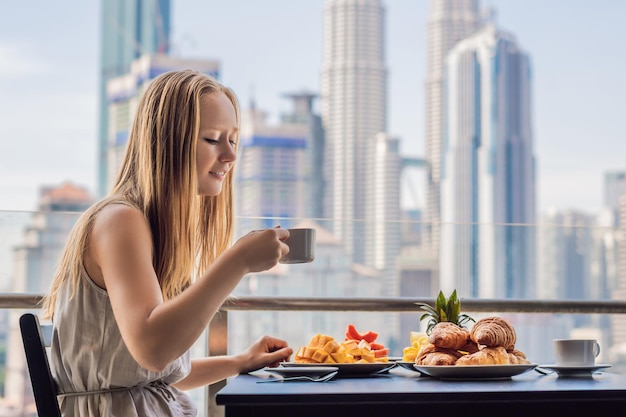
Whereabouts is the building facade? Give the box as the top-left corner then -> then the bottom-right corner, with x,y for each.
440,24 -> 536,299
98,0 -> 171,197
236,92 -> 325,233
424,0 -> 481,252
366,133 -> 402,284
321,0 -> 388,266
605,171 -> 626,227
611,195 -> 626,366
537,210 -> 592,300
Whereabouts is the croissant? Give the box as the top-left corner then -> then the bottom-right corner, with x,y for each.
458,340 -> 480,354
507,349 -> 531,364
428,322 -> 470,350
416,343 -> 462,365
455,346 -> 510,365
470,317 -> 516,350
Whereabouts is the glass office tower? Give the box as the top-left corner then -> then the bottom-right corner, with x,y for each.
97,0 -> 171,197
440,24 -> 536,299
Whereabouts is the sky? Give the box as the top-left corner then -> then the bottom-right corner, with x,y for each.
0,0 -> 625,214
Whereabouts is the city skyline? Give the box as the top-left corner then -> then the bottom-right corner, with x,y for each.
1,0 -> 625,214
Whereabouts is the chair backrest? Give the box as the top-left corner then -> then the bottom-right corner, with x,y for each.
19,313 -> 62,417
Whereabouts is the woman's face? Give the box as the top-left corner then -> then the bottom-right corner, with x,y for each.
196,92 -> 238,196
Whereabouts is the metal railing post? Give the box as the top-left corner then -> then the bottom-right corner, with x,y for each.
207,310 -> 228,417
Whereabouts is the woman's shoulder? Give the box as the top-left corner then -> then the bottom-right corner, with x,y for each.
88,199 -> 149,238
99,200 -> 142,215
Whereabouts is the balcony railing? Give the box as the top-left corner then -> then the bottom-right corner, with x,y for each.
6,293 -> 626,313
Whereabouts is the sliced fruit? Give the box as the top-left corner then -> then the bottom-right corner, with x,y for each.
409,331 -> 429,350
345,324 -> 378,343
295,326 -> 390,364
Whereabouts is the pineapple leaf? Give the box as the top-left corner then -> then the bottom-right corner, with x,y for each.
439,309 -> 448,322
436,291 -> 446,308
426,322 -> 436,334
458,313 -> 475,326
419,312 -> 434,322
416,289 -> 475,334
418,304 -> 438,316
451,300 -> 461,322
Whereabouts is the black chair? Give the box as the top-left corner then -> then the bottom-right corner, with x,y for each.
19,313 -> 62,417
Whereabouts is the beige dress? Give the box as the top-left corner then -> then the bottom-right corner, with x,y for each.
50,265 -> 197,416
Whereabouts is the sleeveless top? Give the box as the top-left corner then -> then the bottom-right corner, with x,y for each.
50,264 -> 197,416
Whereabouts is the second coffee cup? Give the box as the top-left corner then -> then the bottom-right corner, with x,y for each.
553,339 -> 600,366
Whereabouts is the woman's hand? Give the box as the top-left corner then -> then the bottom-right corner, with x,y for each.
173,336 -> 293,390
235,335 -> 293,373
231,228 -> 290,273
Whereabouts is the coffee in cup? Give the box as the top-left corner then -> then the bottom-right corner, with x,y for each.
553,339 -> 600,366
279,228 -> 316,264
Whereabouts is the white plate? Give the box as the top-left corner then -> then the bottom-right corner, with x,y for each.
414,364 -> 537,379
263,366 -> 338,378
538,364 -> 611,377
282,362 -> 395,377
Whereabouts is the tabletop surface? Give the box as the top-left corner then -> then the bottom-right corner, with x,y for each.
216,368 -> 626,406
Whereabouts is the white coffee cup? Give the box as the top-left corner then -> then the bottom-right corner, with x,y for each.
553,339 -> 600,366
279,228 -> 316,264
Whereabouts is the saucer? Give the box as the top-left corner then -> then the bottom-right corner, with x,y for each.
539,364 -> 611,377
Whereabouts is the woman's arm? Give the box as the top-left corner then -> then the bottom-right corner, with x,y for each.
172,335 -> 293,390
87,204 -> 290,372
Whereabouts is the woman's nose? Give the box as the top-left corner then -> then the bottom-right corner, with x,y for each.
220,143 -> 237,162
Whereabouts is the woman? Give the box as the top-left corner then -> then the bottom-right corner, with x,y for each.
40,70 -> 293,416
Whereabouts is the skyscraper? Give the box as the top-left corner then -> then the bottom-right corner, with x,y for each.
612,196 -> 626,361
424,0 -> 481,251
537,210 -> 593,301
236,92 -> 324,231
98,0 -> 171,197
440,24 -> 536,298
604,170 -> 626,226
366,132 -> 402,301
321,0 -> 388,265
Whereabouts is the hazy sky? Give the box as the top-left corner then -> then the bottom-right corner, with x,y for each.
1,0 -> 624,214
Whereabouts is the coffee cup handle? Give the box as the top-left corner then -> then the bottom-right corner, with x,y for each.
594,342 -> 601,358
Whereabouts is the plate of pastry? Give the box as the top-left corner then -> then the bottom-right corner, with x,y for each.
414,364 -> 537,379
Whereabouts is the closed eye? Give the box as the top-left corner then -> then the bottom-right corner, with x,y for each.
203,137 -> 237,148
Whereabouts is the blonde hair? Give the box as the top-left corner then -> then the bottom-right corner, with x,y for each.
41,70 -> 239,319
